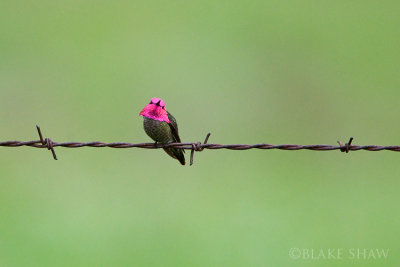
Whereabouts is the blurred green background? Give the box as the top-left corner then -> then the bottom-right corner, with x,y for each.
1,1 -> 400,266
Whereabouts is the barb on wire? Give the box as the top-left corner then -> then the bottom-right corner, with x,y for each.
190,133 -> 211,166
36,125 -> 57,160
337,137 -> 354,153
1,126 -> 400,165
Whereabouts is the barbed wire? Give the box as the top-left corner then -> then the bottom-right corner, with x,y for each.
1,126 -> 399,165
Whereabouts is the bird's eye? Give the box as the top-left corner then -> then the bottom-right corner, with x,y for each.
149,101 -> 152,104
162,106 -> 165,109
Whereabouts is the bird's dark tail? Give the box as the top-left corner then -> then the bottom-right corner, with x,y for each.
163,148 -> 185,165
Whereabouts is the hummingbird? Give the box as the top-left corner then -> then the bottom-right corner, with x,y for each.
139,98 -> 185,165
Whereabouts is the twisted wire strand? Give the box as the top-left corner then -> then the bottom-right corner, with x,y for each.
1,140 -> 400,151
1,126 -> 399,165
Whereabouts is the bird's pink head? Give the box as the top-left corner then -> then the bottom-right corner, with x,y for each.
139,98 -> 170,123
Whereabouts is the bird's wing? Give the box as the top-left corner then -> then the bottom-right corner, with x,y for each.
167,111 -> 181,143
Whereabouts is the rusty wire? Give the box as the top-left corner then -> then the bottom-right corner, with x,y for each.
1,125 -> 400,165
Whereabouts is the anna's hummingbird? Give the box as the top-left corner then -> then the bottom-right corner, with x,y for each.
139,98 -> 185,165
